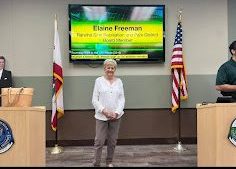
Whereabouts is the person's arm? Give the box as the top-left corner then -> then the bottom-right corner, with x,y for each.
215,64 -> 236,92
92,79 -> 104,114
215,84 -> 236,92
114,80 -> 125,117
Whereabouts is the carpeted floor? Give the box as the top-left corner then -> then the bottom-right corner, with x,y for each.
46,144 -> 197,167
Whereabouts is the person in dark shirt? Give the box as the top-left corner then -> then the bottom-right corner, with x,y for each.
0,56 -> 13,106
216,41 -> 236,101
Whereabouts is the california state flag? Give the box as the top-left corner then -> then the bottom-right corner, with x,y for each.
51,18 -> 64,131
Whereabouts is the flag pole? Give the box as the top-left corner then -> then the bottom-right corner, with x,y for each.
173,9 -> 187,152
50,114 -> 63,154
173,69 -> 187,152
50,14 -> 63,154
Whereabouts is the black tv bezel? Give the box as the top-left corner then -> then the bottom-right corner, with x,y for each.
68,4 -> 165,64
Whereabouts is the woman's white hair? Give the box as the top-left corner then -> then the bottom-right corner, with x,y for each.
103,59 -> 117,67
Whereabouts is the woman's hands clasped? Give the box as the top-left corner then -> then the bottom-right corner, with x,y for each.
102,109 -> 118,120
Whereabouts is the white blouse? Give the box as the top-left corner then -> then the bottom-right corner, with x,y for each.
92,76 -> 125,121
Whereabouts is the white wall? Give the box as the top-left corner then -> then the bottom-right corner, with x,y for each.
0,0 -> 228,76
228,0 -> 236,47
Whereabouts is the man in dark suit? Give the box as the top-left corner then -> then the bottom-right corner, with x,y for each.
0,56 -> 13,106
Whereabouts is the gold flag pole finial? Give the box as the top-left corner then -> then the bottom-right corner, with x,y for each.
178,9 -> 183,22
54,14 -> 57,31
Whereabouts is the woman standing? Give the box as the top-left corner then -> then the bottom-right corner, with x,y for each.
92,59 -> 125,167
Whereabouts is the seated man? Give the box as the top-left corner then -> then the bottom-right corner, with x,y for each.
215,41 -> 236,102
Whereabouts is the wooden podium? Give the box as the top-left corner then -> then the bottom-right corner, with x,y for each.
197,103 -> 236,166
0,107 -> 46,167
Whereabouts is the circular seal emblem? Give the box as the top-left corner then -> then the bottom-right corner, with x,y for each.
228,118 -> 236,147
0,119 -> 14,153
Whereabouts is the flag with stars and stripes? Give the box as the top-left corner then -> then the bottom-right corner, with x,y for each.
171,21 -> 188,113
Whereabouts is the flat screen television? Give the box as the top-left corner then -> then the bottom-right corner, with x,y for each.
68,4 -> 165,64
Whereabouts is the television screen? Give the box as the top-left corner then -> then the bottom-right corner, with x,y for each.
68,4 -> 165,64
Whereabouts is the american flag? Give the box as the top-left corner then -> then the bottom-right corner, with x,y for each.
51,18 -> 64,131
171,21 -> 188,113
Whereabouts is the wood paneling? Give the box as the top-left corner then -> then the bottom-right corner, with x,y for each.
46,109 -> 197,145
